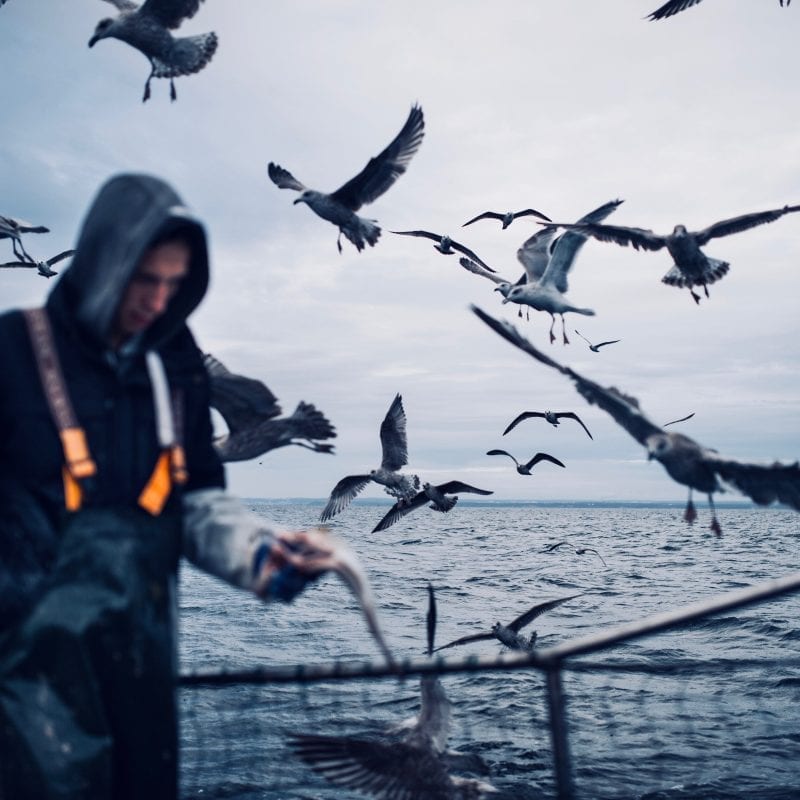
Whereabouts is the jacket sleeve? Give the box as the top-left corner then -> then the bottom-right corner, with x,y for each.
181,488 -> 314,601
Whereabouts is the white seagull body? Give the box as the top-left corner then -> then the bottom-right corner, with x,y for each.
473,305 -> 800,535
549,204 -> 800,303
203,354 -> 336,461
268,105 -> 425,253
503,199 -> 624,343
320,394 -> 420,522
88,0 -> 218,102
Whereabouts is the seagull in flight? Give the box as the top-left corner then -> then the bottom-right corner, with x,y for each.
502,410 -> 593,440
0,215 -> 50,263
88,0 -> 218,102
372,480 -> 494,533
462,207 -> 551,230
648,0 -> 789,21
391,229 -> 496,273
546,204 -> 800,304
288,585 -> 497,799
473,305 -> 800,535
268,105 -> 425,254
486,449 -> 565,475
664,412 -> 695,427
202,354 -> 336,462
503,199 -> 624,343
433,593 -> 581,653
544,541 -> 607,568
0,249 -> 74,278
320,394 -> 420,522
574,329 -> 621,353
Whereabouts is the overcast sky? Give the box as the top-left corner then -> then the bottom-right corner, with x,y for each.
1,1 -> 798,505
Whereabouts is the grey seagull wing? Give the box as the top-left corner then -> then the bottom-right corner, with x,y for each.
471,306 -> 663,447
46,249 -> 76,266
320,475 -> 372,522
524,452 -> 566,470
330,105 -> 425,212
663,412 -> 695,427
458,257 -> 507,285
647,0 -> 704,20
507,593 -> 581,632
434,480 -> 493,496
140,0 -> 204,28
101,0 -> 139,11
486,449 -> 519,467
371,490 -> 430,532
502,411 -> 546,436
694,205 -> 800,246
432,630 -> 495,652
379,394 -> 410,471
554,412 -> 594,439
462,211 -> 505,226
267,162 -> 307,193
705,454 -> 800,511
555,222 -> 665,253
516,227 -> 560,283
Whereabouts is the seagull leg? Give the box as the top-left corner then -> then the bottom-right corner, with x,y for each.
702,283 -> 710,299
708,494 -> 722,537
690,288 -> 702,305
683,491 -> 697,524
336,230 -> 343,254
561,315 -> 570,345
548,314 -> 556,344
142,68 -> 154,103
170,78 -> 177,102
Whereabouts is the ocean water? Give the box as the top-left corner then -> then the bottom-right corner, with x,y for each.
177,501 -> 800,800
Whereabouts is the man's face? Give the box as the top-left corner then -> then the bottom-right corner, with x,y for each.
111,240 -> 190,346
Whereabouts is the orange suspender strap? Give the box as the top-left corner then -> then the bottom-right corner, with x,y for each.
23,308 -> 97,511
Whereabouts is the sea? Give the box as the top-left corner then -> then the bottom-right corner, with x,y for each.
177,500 -> 800,800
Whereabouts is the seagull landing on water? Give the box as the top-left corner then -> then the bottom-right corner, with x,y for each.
0,249 -> 74,278
320,394 -> 420,522
0,215 -> 50,263
202,354 -> 336,462
433,593 -> 581,653
486,449 -> 565,476
503,199 -> 624,344
372,480 -> 494,533
88,0 -> 218,102
288,585 -> 497,799
502,410 -> 593,440
648,0 -> 789,21
544,541 -> 607,568
391,229 -> 496,273
574,329 -> 621,353
462,207 -> 551,230
268,105 -> 425,254
473,305 -> 800,536
546,204 -> 800,304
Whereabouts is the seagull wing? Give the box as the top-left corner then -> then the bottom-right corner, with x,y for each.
434,481 -> 494,496
524,452 -> 566,470
554,222 -> 665,253
516,227 -> 560,282
462,211 -> 504,226
140,0 -> 204,28
486,449 -> 518,467
391,229 -> 441,242
515,208 -> 553,223
538,199 -> 626,291
472,306 -> 663,447
544,541 -> 568,552
507,593 -> 581,633
447,240 -> 496,273
330,105 -> 425,211
101,0 -> 140,12
554,412 -> 594,439
704,454 -> 800,511
502,411 -> 546,436
203,353 -> 281,434
380,394 -> 410,471
458,257 -> 507,285
573,329 -> 593,346
267,162 -> 307,192
46,249 -> 76,266
694,205 -> 800,246
595,340 -> 621,349
371,491 -> 429,532
663,412 -> 695,427
319,475 -> 372,522
647,0 -> 705,20
432,630 -> 495,652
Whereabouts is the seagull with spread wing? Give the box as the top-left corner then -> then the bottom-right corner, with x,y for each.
502,410 -> 593,440
648,0 -> 789,22
0,249 -> 74,278
372,480 -> 494,533
391,229 -> 496,273
473,305 -> 800,535
88,0 -> 218,102
544,541 -> 607,568
202,354 -> 336,462
486,449 -> 565,475
268,105 -> 425,254
574,329 -> 621,353
502,199 -> 624,343
289,585 -> 497,799
433,593 -> 581,653
547,204 -> 800,303
462,207 -> 551,229
320,394 -> 420,522
0,215 -> 50,263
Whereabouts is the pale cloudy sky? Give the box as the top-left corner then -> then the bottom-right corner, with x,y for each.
1,1 -> 798,504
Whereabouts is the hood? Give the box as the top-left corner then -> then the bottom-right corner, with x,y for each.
49,173 -> 209,350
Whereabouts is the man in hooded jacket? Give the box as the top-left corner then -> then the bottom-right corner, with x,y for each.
0,173 -> 335,799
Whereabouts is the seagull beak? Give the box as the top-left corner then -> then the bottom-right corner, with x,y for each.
292,197 -> 304,205
88,35 -> 100,47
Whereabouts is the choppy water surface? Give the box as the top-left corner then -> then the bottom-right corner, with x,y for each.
178,502 -> 800,799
